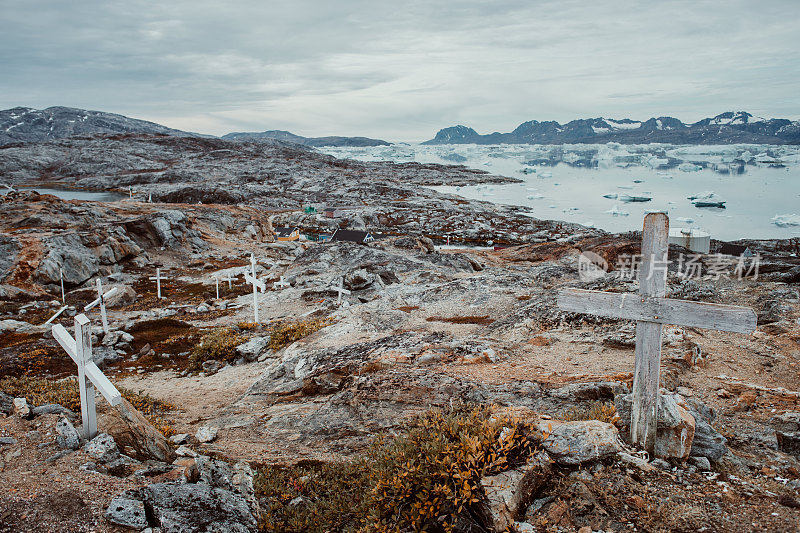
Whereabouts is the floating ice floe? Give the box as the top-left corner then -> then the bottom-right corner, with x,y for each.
538,171 -> 553,178
526,193 -> 544,200
772,214 -> 800,227
617,185 -> 634,190
620,194 -> 652,203
674,216 -> 695,224
679,162 -> 703,172
658,172 -> 674,179
602,193 -> 618,199
605,204 -> 629,217
688,191 -> 725,208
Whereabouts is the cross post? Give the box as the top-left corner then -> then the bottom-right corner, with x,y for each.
244,254 -> 267,322
215,276 -> 220,300
52,314 -> 122,440
332,277 -> 351,304
84,281 -> 119,335
60,268 -> 65,304
557,213 -> 757,456
149,268 -> 166,299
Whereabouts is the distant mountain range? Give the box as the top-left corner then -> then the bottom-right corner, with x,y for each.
423,112 -> 800,145
0,106 -> 389,147
222,130 -> 389,147
0,106 -> 198,146
3,107 -> 799,148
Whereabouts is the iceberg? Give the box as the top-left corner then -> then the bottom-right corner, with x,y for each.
679,162 -> 702,172
605,204 -> 629,216
620,194 -> 652,203
772,214 -> 800,227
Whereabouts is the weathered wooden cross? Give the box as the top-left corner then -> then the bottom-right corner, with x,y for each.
244,253 -> 267,322
52,314 -> 122,439
332,277 -> 350,305
274,276 -> 290,290
149,268 -> 167,299
557,213 -> 757,455
84,278 -> 119,334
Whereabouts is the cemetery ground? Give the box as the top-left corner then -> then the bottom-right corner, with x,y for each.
0,191 -> 799,529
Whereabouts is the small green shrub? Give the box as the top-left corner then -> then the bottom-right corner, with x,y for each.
268,318 -> 332,351
189,327 -> 243,369
255,404 -> 541,532
563,401 -> 619,424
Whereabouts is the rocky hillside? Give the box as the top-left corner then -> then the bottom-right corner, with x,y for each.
0,106 -> 199,146
425,111 -> 800,145
222,129 -> 390,147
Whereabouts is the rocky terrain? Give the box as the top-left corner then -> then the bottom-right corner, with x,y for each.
0,134 -> 799,532
425,111 -> 800,145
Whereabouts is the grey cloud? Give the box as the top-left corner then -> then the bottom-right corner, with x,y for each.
0,0 -> 798,140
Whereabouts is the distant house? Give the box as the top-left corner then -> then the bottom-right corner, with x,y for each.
274,226 -> 300,241
330,229 -> 374,243
323,207 -> 346,218
718,243 -> 753,257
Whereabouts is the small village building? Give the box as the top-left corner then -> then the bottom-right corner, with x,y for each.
323,207 -> 346,218
330,229 -> 374,243
274,226 -> 300,241
668,227 -> 710,254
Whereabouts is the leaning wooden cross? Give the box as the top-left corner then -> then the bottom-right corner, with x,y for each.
84,278 -> 119,334
557,213 -> 757,455
244,253 -> 267,322
52,314 -> 122,439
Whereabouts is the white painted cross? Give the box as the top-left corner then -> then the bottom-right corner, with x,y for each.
557,213 -> 757,455
59,268 -> 65,304
43,306 -> 68,326
331,277 -> 351,305
1,183 -> 15,193
148,193 -> 153,203
227,272 -> 233,290
84,279 -> 119,334
274,276 -> 290,290
214,276 -> 220,300
149,268 -> 167,299
128,187 -> 133,199
52,314 -> 122,439
244,253 -> 267,322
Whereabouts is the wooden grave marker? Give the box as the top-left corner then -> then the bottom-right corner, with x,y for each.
332,277 -> 351,305
557,212 -> 757,455
244,253 -> 267,322
149,268 -> 167,299
84,278 -> 119,334
52,314 -> 122,439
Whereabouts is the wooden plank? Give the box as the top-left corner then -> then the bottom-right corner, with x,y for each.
245,274 -> 266,292
75,314 -> 97,439
52,324 -> 77,361
84,287 -> 119,311
44,306 -> 68,326
557,288 -> 757,334
631,212 -> 669,455
85,362 -> 122,406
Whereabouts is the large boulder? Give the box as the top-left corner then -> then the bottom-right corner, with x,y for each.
141,482 -> 257,533
98,398 -> 175,463
479,452 -> 552,531
615,393 -> 696,460
540,420 -> 623,465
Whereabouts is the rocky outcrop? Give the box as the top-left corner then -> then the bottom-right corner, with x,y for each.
615,393 -> 697,460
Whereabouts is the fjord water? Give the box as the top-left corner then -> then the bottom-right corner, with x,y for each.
320,144 -> 800,241
1,187 -> 125,202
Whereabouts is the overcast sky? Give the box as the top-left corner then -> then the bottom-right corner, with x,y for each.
1,0 -> 798,141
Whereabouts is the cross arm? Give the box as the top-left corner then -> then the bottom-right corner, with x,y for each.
85,361 -> 122,406
557,288 -> 757,334
84,287 -> 120,311
51,325 -> 122,406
